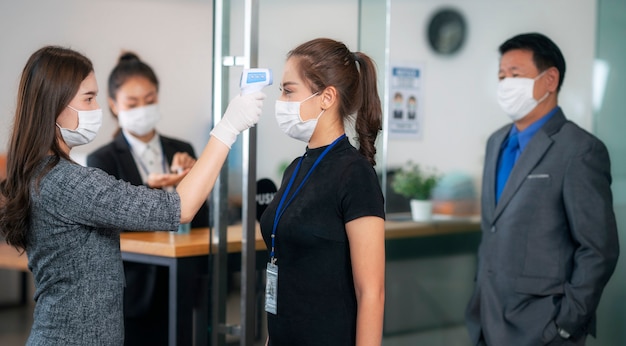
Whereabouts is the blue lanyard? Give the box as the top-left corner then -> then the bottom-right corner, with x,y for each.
270,134 -> 346,263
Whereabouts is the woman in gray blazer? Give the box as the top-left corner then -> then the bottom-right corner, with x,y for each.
0,46 -> 265,345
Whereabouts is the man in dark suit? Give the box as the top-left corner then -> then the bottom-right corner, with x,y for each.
466,33 -> 619,345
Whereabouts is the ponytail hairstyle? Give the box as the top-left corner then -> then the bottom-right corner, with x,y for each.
107,51 -> 159,117
287,38 -> 382,165
0,46 -> 93,250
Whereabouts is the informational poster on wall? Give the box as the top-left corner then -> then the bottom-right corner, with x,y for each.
388,64 -> 423,140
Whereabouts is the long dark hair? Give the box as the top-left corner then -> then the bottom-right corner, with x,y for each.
288,38 -> 382,165
0,46 -> 93,250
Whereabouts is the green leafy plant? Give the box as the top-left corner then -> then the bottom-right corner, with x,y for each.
391,162 -> 441,200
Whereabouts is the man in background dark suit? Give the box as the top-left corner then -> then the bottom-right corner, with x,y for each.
466,32 -> 619,346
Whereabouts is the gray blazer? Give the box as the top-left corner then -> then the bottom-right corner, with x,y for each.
87,132 -> 210,229
466,109 -> 619,345
26,157 -> 180,345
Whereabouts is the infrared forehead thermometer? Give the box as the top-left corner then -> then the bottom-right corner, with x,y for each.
240,68 -> 273,95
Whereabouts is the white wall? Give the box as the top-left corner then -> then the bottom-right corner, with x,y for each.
0,0 -> 601,329
0,0 -> 596,189
0,0 -> 360,187
0,0 -> 214,164
386,0 -> 596,194
255,0 -> 360,183
0,0 -> 215,302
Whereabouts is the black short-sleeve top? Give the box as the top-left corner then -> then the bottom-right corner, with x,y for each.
259,136 -> 385,344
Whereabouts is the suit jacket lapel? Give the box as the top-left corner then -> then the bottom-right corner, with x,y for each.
493,110 -> 566,220
113,132 -> 144,186
484,126 -> 510,220
160,136 -> 175,166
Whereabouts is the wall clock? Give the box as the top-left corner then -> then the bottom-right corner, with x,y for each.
427,8 -> 467,55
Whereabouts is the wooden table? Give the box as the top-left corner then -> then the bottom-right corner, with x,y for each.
384,216 -> 482,262
384,215 -> 481,239
118,217 -> 481,345
0,218 -> 479,268
0,217 -> 481,345
0,217 -> 479,273
382,216 -> 482,337
0,225 -> 265,345
120,224 -> 265,346
120,224 -> 265,257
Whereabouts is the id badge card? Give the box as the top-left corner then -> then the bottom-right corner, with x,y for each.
265,262 -> 278,315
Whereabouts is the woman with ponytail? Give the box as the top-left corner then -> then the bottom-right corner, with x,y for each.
260,38 -> 385,345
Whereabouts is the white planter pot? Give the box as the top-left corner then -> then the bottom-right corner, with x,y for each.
410,199 -> 433,222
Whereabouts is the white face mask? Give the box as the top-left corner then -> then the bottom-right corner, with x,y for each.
275,93 -> 324,143
118,104 -> 161,136
497,71 -> 549,121
57,106 -> 103,148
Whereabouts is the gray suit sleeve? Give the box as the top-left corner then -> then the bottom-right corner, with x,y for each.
557,139 -> 619,335
40,164 -> 181,232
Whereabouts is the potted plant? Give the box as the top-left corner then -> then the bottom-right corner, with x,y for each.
391,162 -> 441,221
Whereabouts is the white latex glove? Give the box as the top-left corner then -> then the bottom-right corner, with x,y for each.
210,91 -> 266,148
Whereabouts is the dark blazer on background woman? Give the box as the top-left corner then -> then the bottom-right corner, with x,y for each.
87,132 -> 210,228
87,131 -> 210,345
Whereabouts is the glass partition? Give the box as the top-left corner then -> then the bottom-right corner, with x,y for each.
218,1 -> 613,345
358,0 -> 393,212
589,0 -> 626,344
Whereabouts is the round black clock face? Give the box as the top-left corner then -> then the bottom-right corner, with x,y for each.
427,8 -> 467,55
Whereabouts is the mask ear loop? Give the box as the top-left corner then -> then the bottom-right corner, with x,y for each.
298,92 -> 321,122
533,70 -> 550,104
301,92 -> 319,103
314,109 -> 325,121
58,105 -> 79,130
536,91 -> 550,104
312,92 -> 326,121
311,89 -> 330,121
533,69 -> 548,81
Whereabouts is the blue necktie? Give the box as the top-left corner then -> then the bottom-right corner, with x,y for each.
496,133 -> 519,203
